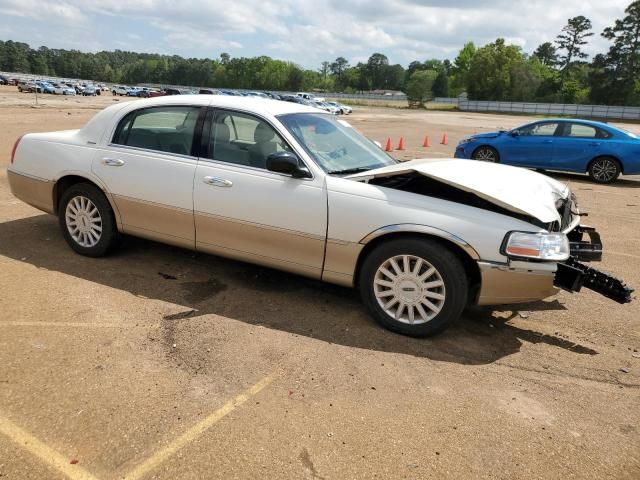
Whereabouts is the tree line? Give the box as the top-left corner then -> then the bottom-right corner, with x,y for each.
1,1 -> 639,106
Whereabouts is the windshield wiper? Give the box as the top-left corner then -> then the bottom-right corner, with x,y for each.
327,167 -> 371,175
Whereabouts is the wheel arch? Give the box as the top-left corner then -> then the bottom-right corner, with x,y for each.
354,226 -> 482,303
53,174 -> 121,227
472,144 -> 500,161
587,154 -> 623,174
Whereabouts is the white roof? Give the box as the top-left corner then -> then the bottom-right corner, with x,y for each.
78,94 -> 324,144
132,94 -> 321,116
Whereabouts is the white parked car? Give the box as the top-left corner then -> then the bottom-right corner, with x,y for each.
326,101 -> 352,114
112,85 -> 130,96
314,100 -> 340,115
7,96 -> 632,336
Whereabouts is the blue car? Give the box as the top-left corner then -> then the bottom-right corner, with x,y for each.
455,119 -> 640,183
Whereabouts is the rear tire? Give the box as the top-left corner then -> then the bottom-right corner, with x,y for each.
359,238 -> 468,337
588,157 -> 620,184
472,146 -> 499,163
58,183 -> 120,257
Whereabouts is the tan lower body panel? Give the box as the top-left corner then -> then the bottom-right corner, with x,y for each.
322,239 -> 364,287
114,195 -> 194,249
477,262 -> 558,305
195,212 -> 324,279
7,170 -> 54,214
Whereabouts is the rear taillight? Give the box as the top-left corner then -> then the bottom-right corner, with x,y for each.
10,135 -> 23,164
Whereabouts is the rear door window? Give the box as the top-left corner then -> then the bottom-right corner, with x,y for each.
113,106 -> 201,156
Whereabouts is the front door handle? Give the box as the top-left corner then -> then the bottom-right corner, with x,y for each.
543,140 -> 553,143
588,142 -> 601,147
102,158 -> 125,166
203,176 -> 233,187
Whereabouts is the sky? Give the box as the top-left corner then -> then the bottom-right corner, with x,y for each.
0,0 -> 633,68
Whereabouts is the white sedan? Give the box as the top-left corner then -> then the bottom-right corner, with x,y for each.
7,96 -> 632,336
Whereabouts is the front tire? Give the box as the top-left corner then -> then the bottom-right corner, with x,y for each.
588,157 -> 620,184
472,146 -> 499,162
359,238 -> 468,337
58,183 -> 120,257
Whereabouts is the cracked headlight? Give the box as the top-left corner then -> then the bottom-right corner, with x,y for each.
502,232 -> 570,261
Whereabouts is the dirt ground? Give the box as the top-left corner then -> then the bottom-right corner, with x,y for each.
0,85 -> 639,480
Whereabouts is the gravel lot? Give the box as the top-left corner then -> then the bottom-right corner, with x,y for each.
0,85 -> 639,479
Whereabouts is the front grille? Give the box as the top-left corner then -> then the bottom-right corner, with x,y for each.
557,194 -> 576,231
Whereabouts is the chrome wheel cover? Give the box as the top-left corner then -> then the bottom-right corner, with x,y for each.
65,196 -> 102,248
591,158 -> 617,182
474,148 -> 497,162
373,255 -> 446,325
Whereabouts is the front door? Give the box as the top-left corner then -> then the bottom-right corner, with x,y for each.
193,109 -> 327,278
92,105 -> 202,248
501,121 -> 560,167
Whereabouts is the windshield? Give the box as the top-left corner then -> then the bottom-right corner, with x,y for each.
279,113 -> 396,173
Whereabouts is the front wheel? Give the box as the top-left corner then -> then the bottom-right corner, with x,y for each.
472,146 -> 499,162
58,183 -> 120,257
588,157 -> 620,184
359,238 -> 468,337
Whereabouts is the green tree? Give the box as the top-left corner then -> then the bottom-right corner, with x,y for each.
451,41 -> 476,94
556,16 -> 593,88
467,38 -> 528,100
432,70 -> 449,97
533,42 -> 558,67
405,70 -> 437,107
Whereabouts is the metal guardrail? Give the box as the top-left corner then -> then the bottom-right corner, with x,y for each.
459,100 -> 640,121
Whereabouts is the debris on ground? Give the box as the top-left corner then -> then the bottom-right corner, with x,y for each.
158,272 -> 177,280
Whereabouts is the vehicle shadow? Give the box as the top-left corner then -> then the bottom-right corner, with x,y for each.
0,214 -> 597,366
545,171 -> 640,188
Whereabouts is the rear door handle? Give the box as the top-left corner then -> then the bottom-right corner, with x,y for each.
203,176 -> 233,187
588,142 -> 601,147
102,158 -> 125,166
543,140 -> 553,143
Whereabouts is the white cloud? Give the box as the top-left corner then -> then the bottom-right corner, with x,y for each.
0,0 -> 633,67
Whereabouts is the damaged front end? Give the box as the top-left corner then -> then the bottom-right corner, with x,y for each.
554,226 -> 634,304
553,196 -> 633,304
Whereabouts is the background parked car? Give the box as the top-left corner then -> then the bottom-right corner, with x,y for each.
326,101 -> 352,114
199,88 -> 219,95
0,74 -> 8,85
112,85 -> 130,96
82,85 -> 97,96
455,118 -> 640,184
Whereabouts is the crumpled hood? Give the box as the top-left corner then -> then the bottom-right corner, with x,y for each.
346,159 -> 570,224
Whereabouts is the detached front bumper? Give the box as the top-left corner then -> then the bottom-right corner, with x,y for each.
555,225 -> 634,304
477,225 -> 634,306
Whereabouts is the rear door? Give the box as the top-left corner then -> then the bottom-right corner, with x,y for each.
552,122 -> 608,172
92,105 -> 203,248
501,121 -> 560,167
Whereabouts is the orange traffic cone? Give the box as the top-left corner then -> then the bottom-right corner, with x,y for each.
397,137 -> 405,150
440,133 -> 447,145
422,135 -> 430,147
384,137 -> 392,152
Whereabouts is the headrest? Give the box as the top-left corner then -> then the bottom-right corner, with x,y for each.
254,122 -> 275,143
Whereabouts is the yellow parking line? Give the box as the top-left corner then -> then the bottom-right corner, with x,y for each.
123,372 -> 277,480
0,413 -> 100,480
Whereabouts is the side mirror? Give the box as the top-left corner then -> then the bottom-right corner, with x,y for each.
510,130 -> 520,137
266,151 -> 311,179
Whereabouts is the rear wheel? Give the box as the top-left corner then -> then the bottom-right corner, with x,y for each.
58,183 -> 120,257
472,146 -> 499,162
588,157 -> 620,184
359,238 -> 468,337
